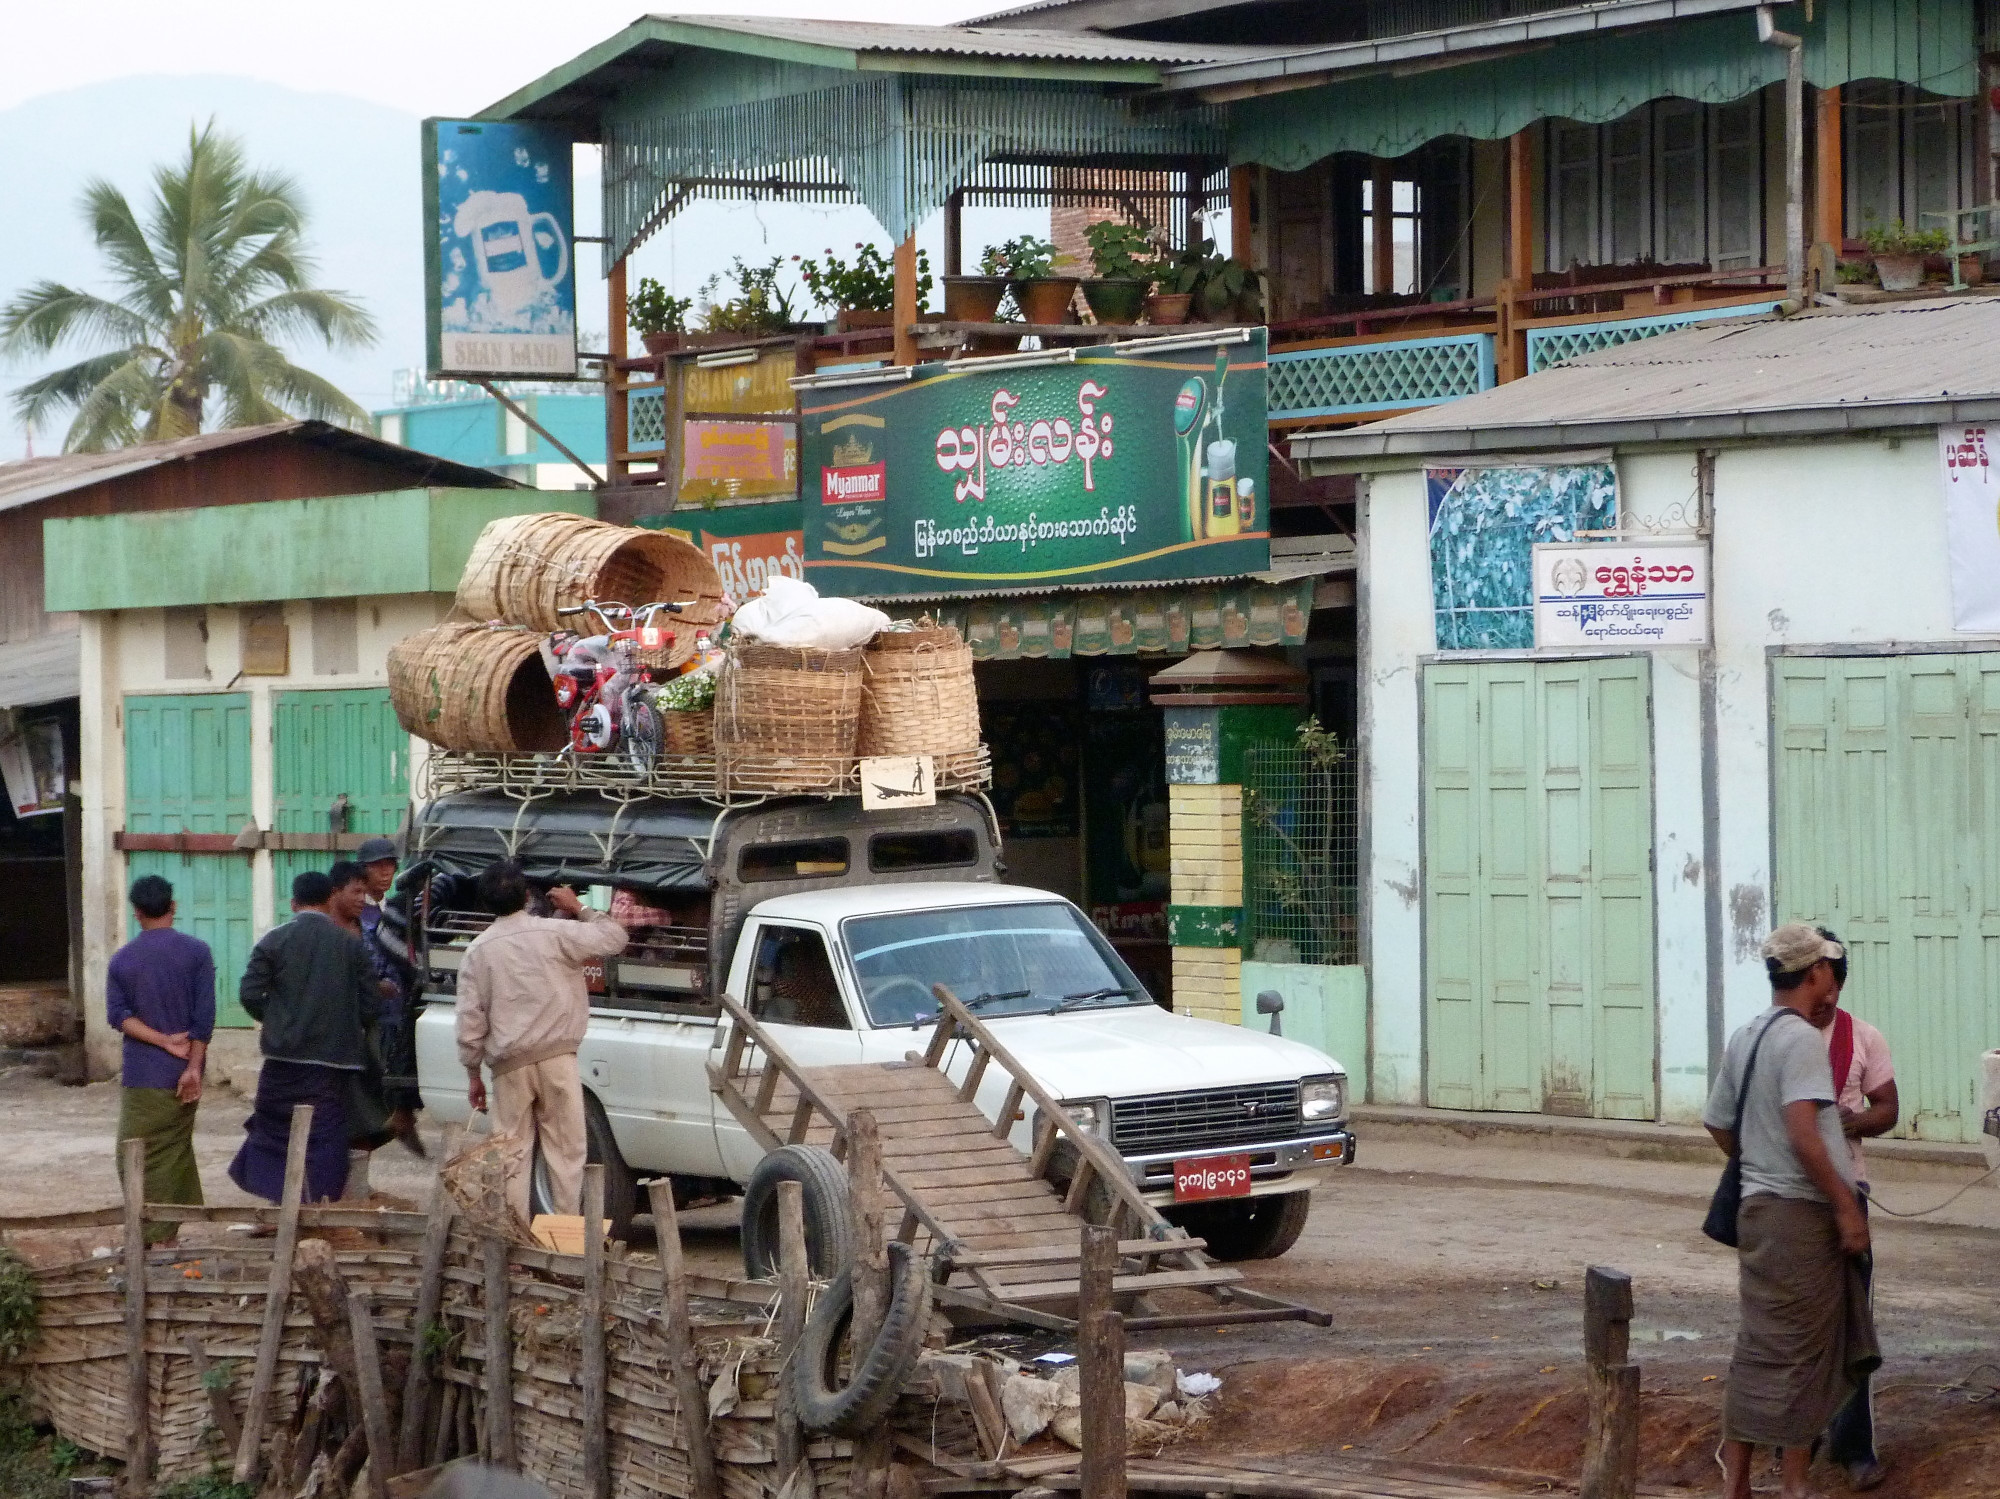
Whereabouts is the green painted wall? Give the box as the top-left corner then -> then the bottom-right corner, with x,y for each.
45,488 -> 592,612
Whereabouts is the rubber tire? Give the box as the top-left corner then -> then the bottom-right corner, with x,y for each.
1172,1191 -> 1312,1262
627,698 -> 661,768
787,1239 -> 932,1438
740,1145 -> 855,1280
530,1092 -> 639,1239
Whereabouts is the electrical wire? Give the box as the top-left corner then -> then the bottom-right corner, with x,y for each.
1865,1159 -> 2000,1218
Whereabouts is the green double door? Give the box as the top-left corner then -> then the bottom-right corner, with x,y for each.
1423,659 -> 1657,1119
124,695 -> 255,1026
124,689 -> 408,1028
270,689 -> 411,901
1774,654 -> 2000,1143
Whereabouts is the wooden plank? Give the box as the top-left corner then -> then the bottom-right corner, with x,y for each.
120,1138 -> 151,1497
346,1293 -> 395,1499
395,1186 -> 456,1473
999,1268 -> 1240,1304
848,1108 -> 893,1493
900,1163 -> 1044,1189
580,1166 -> 610,1499
182,1335 -> 244,1456
881,1143 -> 1028,1171
648,1180 -> 722,1499
483,1236 -> 517,1469
918,1179 -> 1066,1208
951,1238 -> 1206,1269
803,1065 -> 950,1100
233,1101 -> 312,1486
992,1080 -> 1025,1140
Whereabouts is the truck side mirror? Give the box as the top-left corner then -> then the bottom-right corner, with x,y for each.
1256,989 -> 1284,1036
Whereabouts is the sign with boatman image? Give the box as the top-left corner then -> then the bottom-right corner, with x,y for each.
798,331 -> 1269,595
423,118 -> 578,379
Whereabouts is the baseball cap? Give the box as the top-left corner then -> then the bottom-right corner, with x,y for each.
355,836 -> 399,864
1762,922 -> 1844,974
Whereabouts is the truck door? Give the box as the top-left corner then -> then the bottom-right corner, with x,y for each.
716,920 -> 865,1180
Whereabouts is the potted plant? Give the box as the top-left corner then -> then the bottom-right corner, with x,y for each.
1080,219 -> 1159,325
1163,239 -> 1263,322
945,245 -> 1014,324
630,277 -> 693,355
698,257 -> 798,335
1861,216 -> 1949,292
987,234 -> 1080,325
795,242 -> 934,330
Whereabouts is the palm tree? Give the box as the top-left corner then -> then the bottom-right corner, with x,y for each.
1,122 -> 376,451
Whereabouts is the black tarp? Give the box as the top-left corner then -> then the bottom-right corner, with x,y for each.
408,791 -> 722,896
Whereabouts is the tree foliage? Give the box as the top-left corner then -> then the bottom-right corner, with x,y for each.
1,121 -> 375,451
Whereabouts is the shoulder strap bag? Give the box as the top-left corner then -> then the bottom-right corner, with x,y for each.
1702,1010 -> 1799,1247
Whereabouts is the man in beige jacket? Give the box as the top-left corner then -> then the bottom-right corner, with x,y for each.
456,862 -> 628,1220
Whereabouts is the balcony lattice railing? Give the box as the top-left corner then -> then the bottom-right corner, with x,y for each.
1266,333 -> 1496,421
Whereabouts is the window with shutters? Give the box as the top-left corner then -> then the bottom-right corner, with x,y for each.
1841,82 -> 1972,239
1709,97 -> 1764,269
1548,120 -> 1599,270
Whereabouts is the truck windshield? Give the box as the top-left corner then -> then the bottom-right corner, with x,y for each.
844,902 -> 1150,1027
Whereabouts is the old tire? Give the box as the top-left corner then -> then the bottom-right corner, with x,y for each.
530,1091 -> 638,1239
788,1239 -> 932,1437
1172,1191 -> 1311,1262
740,1145 -> 854,1279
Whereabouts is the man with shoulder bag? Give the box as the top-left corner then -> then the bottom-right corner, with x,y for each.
1702,923 -> 1880,1499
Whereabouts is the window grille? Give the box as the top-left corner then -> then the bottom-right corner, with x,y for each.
1242,729 -> 1359,968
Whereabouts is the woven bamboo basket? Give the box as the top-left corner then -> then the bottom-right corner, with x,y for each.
715,645 -> 863,794
663,707 -> 715,759
388,621 -> 567,755
0,983 -> 76,1046
455,513 -> 724,632
858,627 -> 980,760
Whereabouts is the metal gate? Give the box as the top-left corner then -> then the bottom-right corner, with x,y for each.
123,694 -> 254,1026
1423,659 -> 1656,1119
271,688 -> 410,898
1773,654 -> 2000,1143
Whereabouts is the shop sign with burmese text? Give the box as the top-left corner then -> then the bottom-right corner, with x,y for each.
800,332 -> 1269,595
423,118 -> 578,379
1531,542 -> 1709,648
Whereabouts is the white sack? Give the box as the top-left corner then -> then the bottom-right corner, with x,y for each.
730,575 -> 889,652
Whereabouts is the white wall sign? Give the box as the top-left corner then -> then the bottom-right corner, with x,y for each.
1532,542 -> 1709,648
1939,424 -> 2000,631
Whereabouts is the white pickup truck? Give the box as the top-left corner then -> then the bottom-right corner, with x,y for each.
406,789 -> 1353,1261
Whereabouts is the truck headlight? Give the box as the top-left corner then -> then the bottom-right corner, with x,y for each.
1043,1098 -> 1109,1136
1301,1075 -> 1345,1124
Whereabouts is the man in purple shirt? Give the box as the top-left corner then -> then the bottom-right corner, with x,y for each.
107,874 -> 215,1240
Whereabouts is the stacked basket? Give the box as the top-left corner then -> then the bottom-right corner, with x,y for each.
858,626 -> 981,767
387,621 -> 568,755
714,644 -> 865,794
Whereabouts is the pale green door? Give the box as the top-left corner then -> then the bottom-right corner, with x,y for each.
1774,654 -> 2000,1143
271,689 -> 411,900
123,693 -> 254,1026
1424,659 -> 1656,1119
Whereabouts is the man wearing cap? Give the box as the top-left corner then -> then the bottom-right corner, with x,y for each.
355,836 -> 425,1154
1704,923 -> 1880,1499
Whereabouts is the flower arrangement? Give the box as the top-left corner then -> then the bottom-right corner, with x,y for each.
699,257 -> 797,333
629,276 -> 692,336
794,242 -> 934,313
978,235 -> 1071,280
655,668 -> 716,712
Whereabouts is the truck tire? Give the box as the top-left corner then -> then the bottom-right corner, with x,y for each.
788,1240 -> 931,1438
530,1092 -> 639,1240
740,1145 -> 855,1280
1174,1190 -> 1312,1262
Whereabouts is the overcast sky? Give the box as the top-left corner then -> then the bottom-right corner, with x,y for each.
6,0 -> 1005,116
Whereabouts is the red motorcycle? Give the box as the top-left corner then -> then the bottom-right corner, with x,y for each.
548,600 -> 681,766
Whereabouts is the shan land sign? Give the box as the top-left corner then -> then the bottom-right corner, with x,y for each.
1531,542 -> 1709,648
800,332 -> 1270,595
423,118 -> 578,380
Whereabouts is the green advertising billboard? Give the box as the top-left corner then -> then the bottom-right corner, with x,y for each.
800,331 -> 1269,596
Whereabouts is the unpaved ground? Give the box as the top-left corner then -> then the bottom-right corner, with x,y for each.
5,1075 -> 1997,1494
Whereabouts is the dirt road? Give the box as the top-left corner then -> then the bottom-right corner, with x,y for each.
5,1075 -> 1995,1494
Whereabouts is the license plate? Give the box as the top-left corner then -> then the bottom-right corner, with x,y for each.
1172,1152 -> 1253,1202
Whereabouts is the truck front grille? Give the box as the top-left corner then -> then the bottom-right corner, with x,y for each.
1110,1082 -> 1303,1156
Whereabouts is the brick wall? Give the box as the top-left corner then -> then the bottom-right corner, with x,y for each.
1170,782 -> 1243,1024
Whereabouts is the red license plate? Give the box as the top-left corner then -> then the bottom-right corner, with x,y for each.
1172,1152 -> 1253,1202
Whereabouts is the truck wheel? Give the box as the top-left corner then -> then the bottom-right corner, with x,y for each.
788,1240 -> 932,1437
740,1145 -> 855,1280
1173,1191 -> 1311,1262
530,1093 -> 639,1240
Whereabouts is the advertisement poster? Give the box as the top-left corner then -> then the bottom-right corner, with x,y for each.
644,499 -> 806,602
1532,542 -> 1709,647
678,350 -> 799,505
1939,424 -> 2000,630
0,719 -> 65,818
1428,464 -> 1617,649
424,118 -> 577,379
800,332 -> 1269,595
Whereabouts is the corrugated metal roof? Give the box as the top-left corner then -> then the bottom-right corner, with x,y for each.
0,626 -> 80,710
0,420 -> 518,515
658,14 -> 1263,64
1295,295 -> 2000,463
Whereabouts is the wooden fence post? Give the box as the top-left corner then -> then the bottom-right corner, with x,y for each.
120,1137 -> 152,1497
483,1234 -> 517,1469
580,1164 -> 611,1499
648,1179 -> 722,1499
345,1293 -> 396,1499
1581,1265 -> 1639,1499
1078,1224 -> 1126,1499
846,1110 -> 892,1495
395,1183 -> 456,1473
233,1101 -> 313,1486
774,1178 -> 809,1481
